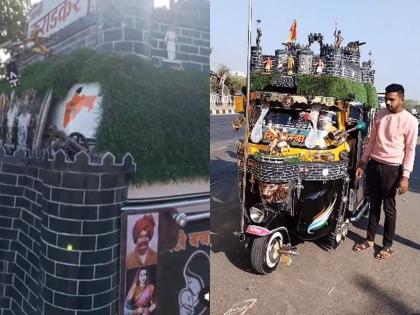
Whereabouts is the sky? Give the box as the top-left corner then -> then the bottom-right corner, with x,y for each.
211,0 -> 420,100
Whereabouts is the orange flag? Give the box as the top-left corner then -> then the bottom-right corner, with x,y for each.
287,20 -> 297,43
64,93 -> 97,128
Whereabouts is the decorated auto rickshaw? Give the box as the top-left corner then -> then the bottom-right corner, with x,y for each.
235,21 -> 377,274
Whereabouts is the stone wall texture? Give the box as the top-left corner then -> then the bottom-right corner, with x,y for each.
251,40 -> 375,84
20,0 -> 210,72
0,149 -> 135,314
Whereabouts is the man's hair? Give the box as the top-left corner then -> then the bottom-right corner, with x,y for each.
385,83 -> 404,97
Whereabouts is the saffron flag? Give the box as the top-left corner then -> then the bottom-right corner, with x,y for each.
287,19 -> 297,43
63,90 -> 97,128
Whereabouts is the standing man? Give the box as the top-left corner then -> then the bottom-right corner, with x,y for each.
353,84 -> 418,259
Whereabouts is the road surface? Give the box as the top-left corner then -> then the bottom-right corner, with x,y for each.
210,114 -> 420,315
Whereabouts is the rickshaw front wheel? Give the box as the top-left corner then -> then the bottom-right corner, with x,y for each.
250,232 -> 283,274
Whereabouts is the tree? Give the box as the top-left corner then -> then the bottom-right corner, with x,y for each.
404,99 -> 420,114
228,75 -> 246,94
0,0 -> 29,45
210,64 -> 246,94
210,65 -> 229,94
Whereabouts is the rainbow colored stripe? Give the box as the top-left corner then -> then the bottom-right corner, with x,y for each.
307,197 -> 337,234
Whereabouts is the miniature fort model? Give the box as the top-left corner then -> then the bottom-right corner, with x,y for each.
251,20 -> 375,84
235,20 -> 377,275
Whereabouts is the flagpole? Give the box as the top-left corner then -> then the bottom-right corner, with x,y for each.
241,0 -> 252,232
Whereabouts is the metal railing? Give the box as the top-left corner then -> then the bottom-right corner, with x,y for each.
210,93 -> 234,108
123,192 -> 210,224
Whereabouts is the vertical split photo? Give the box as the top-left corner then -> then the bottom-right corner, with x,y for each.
0,0 -> 420,314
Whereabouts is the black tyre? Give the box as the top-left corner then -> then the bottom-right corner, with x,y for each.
250,232 -> 282,274
327,231 -> 341,250
325,220 -> 349,250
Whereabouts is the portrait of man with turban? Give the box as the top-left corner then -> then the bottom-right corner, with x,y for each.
126,214 -> 158,269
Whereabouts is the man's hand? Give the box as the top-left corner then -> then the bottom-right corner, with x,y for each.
355,167 -> 364,179
398,176 -> 409,195
355,160 -> 366,179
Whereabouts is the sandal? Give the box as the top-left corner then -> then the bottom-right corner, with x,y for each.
352,240 -> 374,252
375,247 -> 394,260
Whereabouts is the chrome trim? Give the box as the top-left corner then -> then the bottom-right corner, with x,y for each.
349,201 -> 369,223
186,212 -> 210,222
122,193 -> 210,221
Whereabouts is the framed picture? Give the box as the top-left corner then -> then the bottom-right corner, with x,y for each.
121,212 -> 159,315
120,208 -> 210,315
124,265 -> 157,315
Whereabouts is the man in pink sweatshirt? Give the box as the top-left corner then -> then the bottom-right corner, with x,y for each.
353,83 -> 418,259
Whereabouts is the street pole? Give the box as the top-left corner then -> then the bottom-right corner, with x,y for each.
241,0 -> 252,232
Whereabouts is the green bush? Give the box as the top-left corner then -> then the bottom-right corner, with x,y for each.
250,72 -> 274,91
0,49 -> 209,184
250,73 -> 378,108
364,83 -> 379,108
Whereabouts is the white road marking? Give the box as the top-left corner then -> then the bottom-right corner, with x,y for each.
296,279 -> 330,293
224,299 -> 257,315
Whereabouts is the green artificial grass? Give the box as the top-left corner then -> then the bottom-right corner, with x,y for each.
0,49 -> 209,184
250,73 -> 379,108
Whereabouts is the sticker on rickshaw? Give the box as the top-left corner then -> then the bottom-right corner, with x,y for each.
263,127 -> 310,146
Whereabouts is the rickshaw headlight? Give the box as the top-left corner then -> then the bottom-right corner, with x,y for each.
249,207 -> 265,223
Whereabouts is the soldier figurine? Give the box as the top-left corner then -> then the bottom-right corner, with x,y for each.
263,57 -> 273,74
5,92 -> 18,145
0,94 -> 7,141
256,26 -> 262,48
314,58 -> 325,76
17,94 -> 32,149
334,29 -> 343,49
256,18 -> 262,48
164,26 -> 177,61
286,54 -> 295,75
26,25 -> 50,56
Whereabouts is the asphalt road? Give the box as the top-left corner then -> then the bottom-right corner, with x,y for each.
210,114 -> 420,315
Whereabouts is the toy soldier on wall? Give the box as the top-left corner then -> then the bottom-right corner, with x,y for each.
256,19 -> 262,47
314,58 -> 325,76
17,93 -> 33,149
334,29 -> 343,48
5,92 -> 18,146
256,27 -> 262,48
286,54 -> 295,75
165,26 -> 177,61
0,94 -> 8,141
26,25 -> 51,56
263,57 -> 273,74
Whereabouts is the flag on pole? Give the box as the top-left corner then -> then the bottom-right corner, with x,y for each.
287,19 -> 297,43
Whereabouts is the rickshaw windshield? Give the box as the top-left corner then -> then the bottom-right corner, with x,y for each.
256,107 -> 339,149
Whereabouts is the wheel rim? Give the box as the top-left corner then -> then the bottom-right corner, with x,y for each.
266,232 -> 283,268
343,225 -> 349,237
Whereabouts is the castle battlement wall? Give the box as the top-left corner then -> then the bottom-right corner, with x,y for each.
0,148 -> 135,314
251,31 -> 374,84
